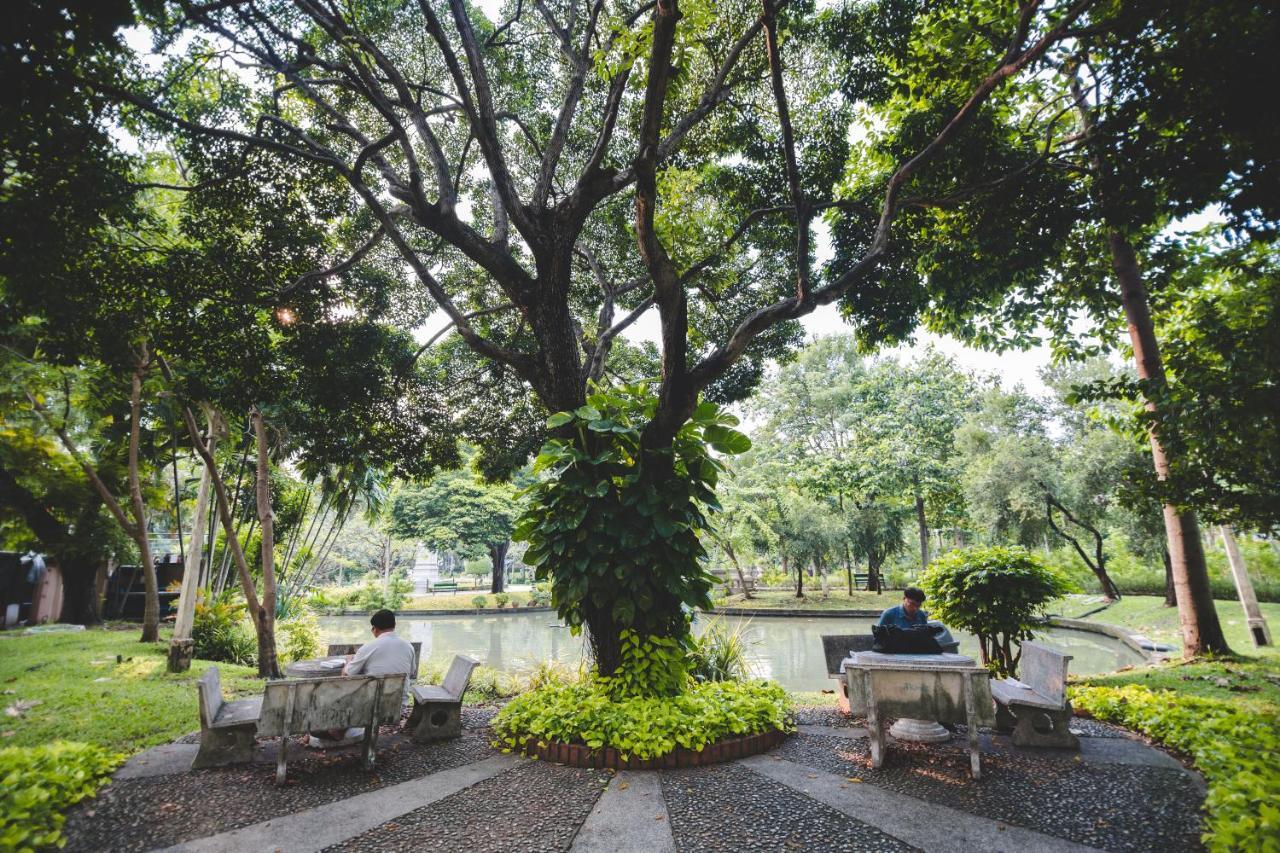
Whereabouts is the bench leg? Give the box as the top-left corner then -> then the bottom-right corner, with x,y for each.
1009,702 -> 1080,749
864,672 -> 885,769
994,701 -> 1018,734
192,724 -> 255,769
276,687 -> 295,785
964,672 -> 981,779
410,699 -> 462,742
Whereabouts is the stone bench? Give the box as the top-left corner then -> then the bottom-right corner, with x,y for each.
431,581 -> 459,594
822,634 -> 875,714
258,672 -> 407,784
407,654 -> 479,742
192,665 -> 264,769
991,640 -> 1079,749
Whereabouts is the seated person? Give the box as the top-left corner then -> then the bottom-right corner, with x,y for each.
877,587 -> 929,631
312,608 -> 416,747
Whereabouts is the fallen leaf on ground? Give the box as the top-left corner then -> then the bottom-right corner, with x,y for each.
5,700 -> 41,717
618,781 -> 629,790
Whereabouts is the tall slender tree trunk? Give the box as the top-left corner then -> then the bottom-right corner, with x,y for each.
1109,232 -> 1229,655
794,555 -> 804,598
489,541 -> 509,593
1162,548 -> 1177,607
124,357 -> 160,643
844,544 -> 853,597
914,477 -> 930,569
251,408 -> 279,679
1221,525 -> 1272,647
173,412 -> 215,642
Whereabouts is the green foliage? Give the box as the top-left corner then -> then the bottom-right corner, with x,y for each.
390,469 -> 519,563
493,592 -> 510,609
0,741 -> 122,853
1071,684 -> 1280,852
350,571 -> 411,611
471,595 -> 488,609
528,583 -> 553,608
921,545 -> 1074,677
192,592 -> 256,667
417,661 -> 524,703
305,586 -> 344,614
492,678 -> 792,760
515,384 -> 750,673
276,611 -> 322,664
598,630 -> 691,700
688,618 -> 756,683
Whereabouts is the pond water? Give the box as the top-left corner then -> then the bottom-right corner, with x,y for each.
318,611 -> 1146,692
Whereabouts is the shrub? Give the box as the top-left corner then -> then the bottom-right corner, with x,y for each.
277,611 -> 323,663
493,679 -> 792,760
688,618 -> 756,683
1071,683 -> 1280,852
352,572 -> 412,611
304,587 -> 343,614
471,595 -> 488,609
598,630 -> 690,699
494,592 -> 510,609
528,583 -> 552,607
921,545 -> 1074,677
0,741 -> 121,851
192,592 -> 256,666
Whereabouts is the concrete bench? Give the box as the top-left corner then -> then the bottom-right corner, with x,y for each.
822,634 -> 875,714
192,665 -> 264,769
258,672 -> 407,784
991,641 -> 1079,749
407,654 -> 479,742
327,641 -> 423,684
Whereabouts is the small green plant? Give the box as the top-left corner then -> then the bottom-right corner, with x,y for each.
471,595 -> 488,609
0,741 -> 122,851
352,571 -> 412,611
688,618 -> 756,683
597,629 -> 690,699
494,592 -> 511,609
277,611 -> 323,663
191,591 -> 256,666
1071,683 -> 1279,852
528,583 -> 552,607
920,545 -> 1073,677
493,679 -> 792,760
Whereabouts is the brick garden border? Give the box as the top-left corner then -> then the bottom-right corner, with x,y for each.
517,728 -> 789,770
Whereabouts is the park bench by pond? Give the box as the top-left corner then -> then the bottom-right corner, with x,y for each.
431,581 -> 459,594
990,641 -> 1079,749
406,654 -> 479,742
192,666 -> 405,780
258,672 -> 406,784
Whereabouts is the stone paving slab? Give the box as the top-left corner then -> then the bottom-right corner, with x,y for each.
158,754 -> 519,853
661,761 -> 915,852
115,744 -> 201,780
740,754 -> 1099,853
325,760 -> 611,852
571,770 -> 676,853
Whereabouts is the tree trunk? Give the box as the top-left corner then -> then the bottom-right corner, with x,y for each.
126,360 -> 160,643
251,408 -> 279,679
914,479 -> 930,569
1109,231 -> 1229,655
1163,548 -> 1177,607
795,555 -> 804,598
489,540 -> 509,593
869,553 -> 883,594
1221,525 -> 1272,646
723,540 -> 754,599
1044,491 -> 1121,600
173,413 -> 215,644
844,544 -> 853,597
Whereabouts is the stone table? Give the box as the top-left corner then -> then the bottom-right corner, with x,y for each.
842,650 -> 994,777
284,657 -> 347,679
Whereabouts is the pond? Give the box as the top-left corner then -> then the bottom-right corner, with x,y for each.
318,611 -> 1146,692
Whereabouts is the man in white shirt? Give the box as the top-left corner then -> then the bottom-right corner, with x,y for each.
311,609 -> 416,747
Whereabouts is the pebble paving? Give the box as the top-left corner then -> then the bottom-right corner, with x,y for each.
60,702 -> 1206,853
61,729 -> 497,852
661,762 -> 917,853
778,731 -> 1204,853
326,761 -> 611,852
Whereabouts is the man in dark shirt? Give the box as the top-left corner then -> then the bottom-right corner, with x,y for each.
877,587 -> 929,631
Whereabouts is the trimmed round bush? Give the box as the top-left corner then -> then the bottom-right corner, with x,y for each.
921,545 -> 1074,677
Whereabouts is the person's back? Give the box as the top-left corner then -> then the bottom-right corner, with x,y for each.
346,629 -> 416,679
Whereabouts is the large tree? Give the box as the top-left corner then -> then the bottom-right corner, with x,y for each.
99,0 -> 1096,673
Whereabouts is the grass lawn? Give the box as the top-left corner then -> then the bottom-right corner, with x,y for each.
0,625 -> 259,757
1064,593 -> 1280,659
717,588 -> 901,611
401,590 -> 536,610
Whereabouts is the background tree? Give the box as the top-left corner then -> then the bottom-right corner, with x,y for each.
392,469 -> 520,593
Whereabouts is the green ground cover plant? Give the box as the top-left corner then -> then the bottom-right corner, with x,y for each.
1071,666 -> 1280,852
492,678 -> 792,760
0,741 -> 121,852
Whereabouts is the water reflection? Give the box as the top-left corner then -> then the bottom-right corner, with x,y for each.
318,612 -> 1145,692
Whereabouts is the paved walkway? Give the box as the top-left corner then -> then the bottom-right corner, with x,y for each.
62,708 -> 1205,853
